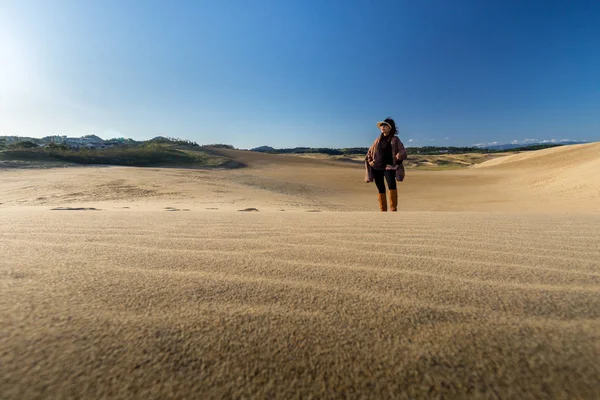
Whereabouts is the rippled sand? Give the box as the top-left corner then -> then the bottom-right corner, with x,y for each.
1,143 -> 599,398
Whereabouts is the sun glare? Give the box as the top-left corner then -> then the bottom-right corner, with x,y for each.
0,28 -> 35,93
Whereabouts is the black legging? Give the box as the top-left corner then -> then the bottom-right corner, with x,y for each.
373,169 -> 396,194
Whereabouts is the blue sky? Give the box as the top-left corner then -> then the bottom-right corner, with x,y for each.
1,0 -> 599,148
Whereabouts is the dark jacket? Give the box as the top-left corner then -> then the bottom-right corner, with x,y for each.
364,135 -> 408,182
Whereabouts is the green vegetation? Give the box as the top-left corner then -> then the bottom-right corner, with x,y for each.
147,136 -> 200,146
252,146 -> 350,155
408,146 -> 486,154
0,134 -> 576,170
8,140 -> 39,149
206,144 -> 236,149
0,140 -> 226,167
251,143 -> 566,156
406,144 -> 565,154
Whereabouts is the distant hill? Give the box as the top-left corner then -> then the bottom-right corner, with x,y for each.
0,136 -> 229,168
251,146 -> 276,152
82,134 -> 105,142
249,145 -> 502,155
478,141 -> 587,151
250,146 -> 371,155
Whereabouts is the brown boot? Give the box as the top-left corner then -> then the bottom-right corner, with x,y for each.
377,193 -> 387,212
389,189 -> 398,212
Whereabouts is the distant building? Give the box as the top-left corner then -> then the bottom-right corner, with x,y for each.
65,136 -> 105,149
1,134 -> 129,149
45,135 -> 68,144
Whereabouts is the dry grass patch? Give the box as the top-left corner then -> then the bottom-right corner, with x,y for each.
293,152 -> 513,170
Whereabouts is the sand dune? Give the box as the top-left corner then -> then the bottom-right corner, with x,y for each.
1,143 -> 600,398
473,142 -> 600,212
2,142 -> 598,213
474,142 -> 600,170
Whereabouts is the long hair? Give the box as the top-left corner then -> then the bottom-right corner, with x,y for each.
383,117 -> 398,136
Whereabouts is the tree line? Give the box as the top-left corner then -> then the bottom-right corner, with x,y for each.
249,144 -> 564,155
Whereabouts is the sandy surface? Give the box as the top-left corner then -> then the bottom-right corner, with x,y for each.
1,143 -> 599,398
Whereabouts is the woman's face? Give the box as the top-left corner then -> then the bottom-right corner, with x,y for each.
380,124 -> 391,136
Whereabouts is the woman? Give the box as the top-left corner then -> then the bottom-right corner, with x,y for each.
364,118 -> 407,211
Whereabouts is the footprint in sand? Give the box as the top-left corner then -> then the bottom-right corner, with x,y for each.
238,207 -> 259,212
205,207 -> 219,210
51,207 -> 100,211
306,210 -> 321,212
4,270 -> 27,279
164,207 -> 190,212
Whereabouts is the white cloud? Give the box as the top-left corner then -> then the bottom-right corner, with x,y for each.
408,139 -> 414,142
474,141 -> 500,147
444,137 -> 450,140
